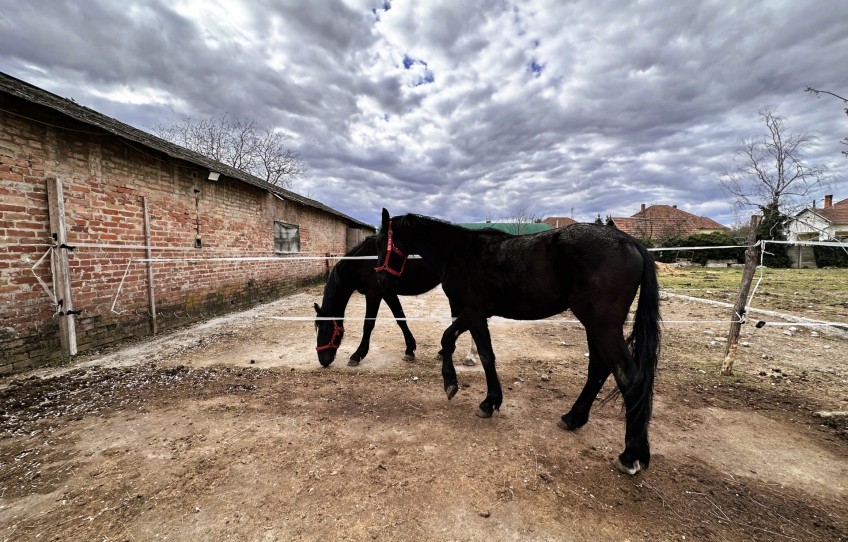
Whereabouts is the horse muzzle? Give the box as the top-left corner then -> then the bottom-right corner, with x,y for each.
317,349 -> 336,367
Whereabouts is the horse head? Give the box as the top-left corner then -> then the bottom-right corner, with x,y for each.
314,302 -> 345,367
375,208 -> 409,290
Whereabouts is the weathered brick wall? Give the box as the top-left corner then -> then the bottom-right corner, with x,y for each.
0,102 -> 368,375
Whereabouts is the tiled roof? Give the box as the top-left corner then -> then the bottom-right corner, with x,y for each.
0,71 -> 373,230
805,197 -> 848,226
541,216 -> 577,228
608,205 -> 728,240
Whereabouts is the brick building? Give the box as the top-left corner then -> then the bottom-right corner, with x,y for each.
0,72 -> 374,374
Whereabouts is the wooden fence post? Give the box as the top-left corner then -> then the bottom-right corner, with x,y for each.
46,177 -> 78,357
721,214 -> 762,376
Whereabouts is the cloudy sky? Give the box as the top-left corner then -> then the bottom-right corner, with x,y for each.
1,0 -> 846,227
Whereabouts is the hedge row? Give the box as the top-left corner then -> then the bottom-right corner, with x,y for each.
647,232 -> 746,265
639,233 -> 848,268
814,245 -> 848,267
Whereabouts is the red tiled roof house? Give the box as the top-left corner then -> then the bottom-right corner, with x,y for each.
607,204 -> 728,243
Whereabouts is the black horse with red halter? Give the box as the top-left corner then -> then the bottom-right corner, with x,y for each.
374,208 -> 661,476
313,234 -> 444,368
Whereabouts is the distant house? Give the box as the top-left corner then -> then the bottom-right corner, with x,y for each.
459,222 -> 552,235
607,204 -> 728,243
541,216 -> 577,228
787,195 -> 848,242
785,195 -> 848,268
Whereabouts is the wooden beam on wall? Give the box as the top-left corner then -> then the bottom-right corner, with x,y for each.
46,177 -> 78,357
143,196 -> 158,334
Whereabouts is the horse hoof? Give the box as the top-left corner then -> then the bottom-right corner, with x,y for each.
475,408 -> 493,418
613,457 -> 642,475
445,384 -> 458,400
403,354 -> 415,362
347,359 -> 360,367
462,358 -> 476,366
557,414 -> 584,431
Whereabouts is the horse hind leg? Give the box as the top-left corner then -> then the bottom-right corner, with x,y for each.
614,365 -> 653,475
467,319 -> 502,418
590,326 -> 651,475
436,334 -> 476,364
439,320 -> 468,400
558,335 -> 611,431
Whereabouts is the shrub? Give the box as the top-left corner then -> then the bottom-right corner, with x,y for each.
757,205 -> 792,268
654,232 -> 745,265
813,245 -> 848,267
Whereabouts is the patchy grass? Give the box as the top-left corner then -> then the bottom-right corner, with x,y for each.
658,266 -> 848,323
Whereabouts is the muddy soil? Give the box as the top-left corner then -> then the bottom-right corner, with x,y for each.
1,284 -> 846,541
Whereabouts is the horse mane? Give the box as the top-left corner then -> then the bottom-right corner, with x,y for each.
346,235 -> 379,256
322,263 -> 344,308
322,235 -> 377,310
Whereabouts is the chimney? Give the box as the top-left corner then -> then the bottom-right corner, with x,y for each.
640,203 -> 646,212
824,194 -> 833,209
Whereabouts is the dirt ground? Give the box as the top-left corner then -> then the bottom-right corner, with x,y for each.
1,281 -> 847,541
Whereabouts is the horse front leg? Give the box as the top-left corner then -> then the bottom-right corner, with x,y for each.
383,293 -> 416,361
349,294 -> 380,366
468,318 -> 502,418
439,318 -> 469,400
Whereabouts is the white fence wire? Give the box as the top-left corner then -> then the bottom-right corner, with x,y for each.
29,237 -> 847,332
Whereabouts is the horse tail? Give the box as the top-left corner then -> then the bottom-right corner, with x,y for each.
625,242 -> 662,419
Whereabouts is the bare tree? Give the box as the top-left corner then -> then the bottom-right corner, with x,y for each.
805,87 -> 848,157
505,203 -> 541,234
719,107 -> 831,217
255,127 -> 306,187
153,113 -> 306,189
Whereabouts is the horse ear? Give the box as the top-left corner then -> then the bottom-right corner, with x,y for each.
313,302 -> 322,315
381,208 -> 390,229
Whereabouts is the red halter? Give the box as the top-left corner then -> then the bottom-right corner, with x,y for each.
316,320 -> 344,351
374,220 -> 408,277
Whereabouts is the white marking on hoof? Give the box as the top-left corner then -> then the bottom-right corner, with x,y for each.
613,458 -> 642,475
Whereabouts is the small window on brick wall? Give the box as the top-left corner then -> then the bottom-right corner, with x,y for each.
274,221 -> 301,253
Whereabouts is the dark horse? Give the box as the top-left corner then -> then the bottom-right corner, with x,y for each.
375,209 -> 661,475
314,235 -> 479,367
